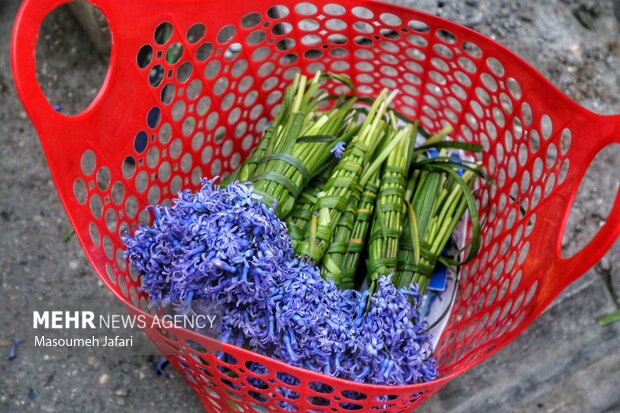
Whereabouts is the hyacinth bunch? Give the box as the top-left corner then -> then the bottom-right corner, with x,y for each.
124,180 -> 437,385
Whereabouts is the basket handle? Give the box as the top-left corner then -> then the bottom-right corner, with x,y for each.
549,114 -> 620,289
11,0 -> 112,135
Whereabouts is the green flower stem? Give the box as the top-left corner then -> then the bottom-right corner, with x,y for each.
367,123 -> 414,293
394,120 -> 484,293
340,169 -> 381,288
321,191 -> 360,287
234,73 -> 305,182
398,167 -> 478,292
296,89 -> 396,266
249,74 -> 358,217
598,309 -> 620,325
322,117 -> 411,288
286,165 -> 335,249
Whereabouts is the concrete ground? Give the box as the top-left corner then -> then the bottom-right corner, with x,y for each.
1,0 -> 619,412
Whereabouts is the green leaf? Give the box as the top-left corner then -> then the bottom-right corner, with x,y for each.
405,200 -> 421,266
360,126 -> 408,187
414,157 -> 489,180
320,72 -> 356,92
598,309 -> 620,325
62,229 -> 75,243
296,134 -> 338,143
412,173 -> 441,239
423,124 -> 454,147
415,141 -> 484,153
431,166 -> 481,263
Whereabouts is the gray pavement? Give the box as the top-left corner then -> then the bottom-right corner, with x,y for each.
0,0 -> 619,412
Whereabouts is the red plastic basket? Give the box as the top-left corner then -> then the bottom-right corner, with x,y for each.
11,0 -> 620,411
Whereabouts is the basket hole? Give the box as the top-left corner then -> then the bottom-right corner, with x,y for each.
308,396 -> 331,406
217,25 -> 236,44
247,30 -> 267,45
463,41 -> 482,58
196,42 -> 214,61
155,22 -> 173,44
242,12 -> 262,28
522,102 -> 533,126
159,123 -> 172,144
324,3 -> 346,15
341,390 -> 367,400
220,378 -> 240,390
135,171 -> 148,193
192,166 -> 202,186
339,402 -> 362,410
250,402 -> 269,413
380,12 -> 402,26
176,62 -> 193,83
172,101 -> 186,121
137,45 -> 153,68
561,143 -> 620,257
277,400 -> 300,411
125,196 -> 138,218
541,114 -> 554,139
81,149 -> 96,176
486,57 -> 505,77
247,376 -> 269,389
103,235 -> 114,259
115,248 -> 126,270
96,166 -> 111,190
245,361 -> 269,375
248,391 -> 268,403
35,1 -> 110,116
276,372 -> 300,386
327,18 -> 347,31
148,185 -> 161,204
160,83 -> 175,104
268,5 -> 290,19
74,179 -> 87,204
149,64 -> 164,87
89,194 -> 102,218
134,131 -> 148,153
295,2 -> 318,15
147,106 -> 162,128
273,22 -> 293,35
353,21 -> 374,34
277,386 -> 300,400
105,208 -> 117,232
158,161 -> 172,182
561,128 -> 572,154
407,19 -> 429,32
166,42 -> 184,64
309,382 -> 333,393
89,222 -> 100,246
186,23 -> 206,43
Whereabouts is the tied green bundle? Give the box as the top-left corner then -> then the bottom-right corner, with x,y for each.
337,170 -> 381,289
320,187 -> 360,286
238,72 -> 358,218
366,119 -> 415,292
296,89 -> 396,268
394,130 -> 484,293
321,114 -> 416,287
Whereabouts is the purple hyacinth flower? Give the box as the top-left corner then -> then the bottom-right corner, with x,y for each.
330,141 -> 347,159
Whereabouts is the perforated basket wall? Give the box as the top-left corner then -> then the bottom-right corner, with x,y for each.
12,0 -> 620,411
